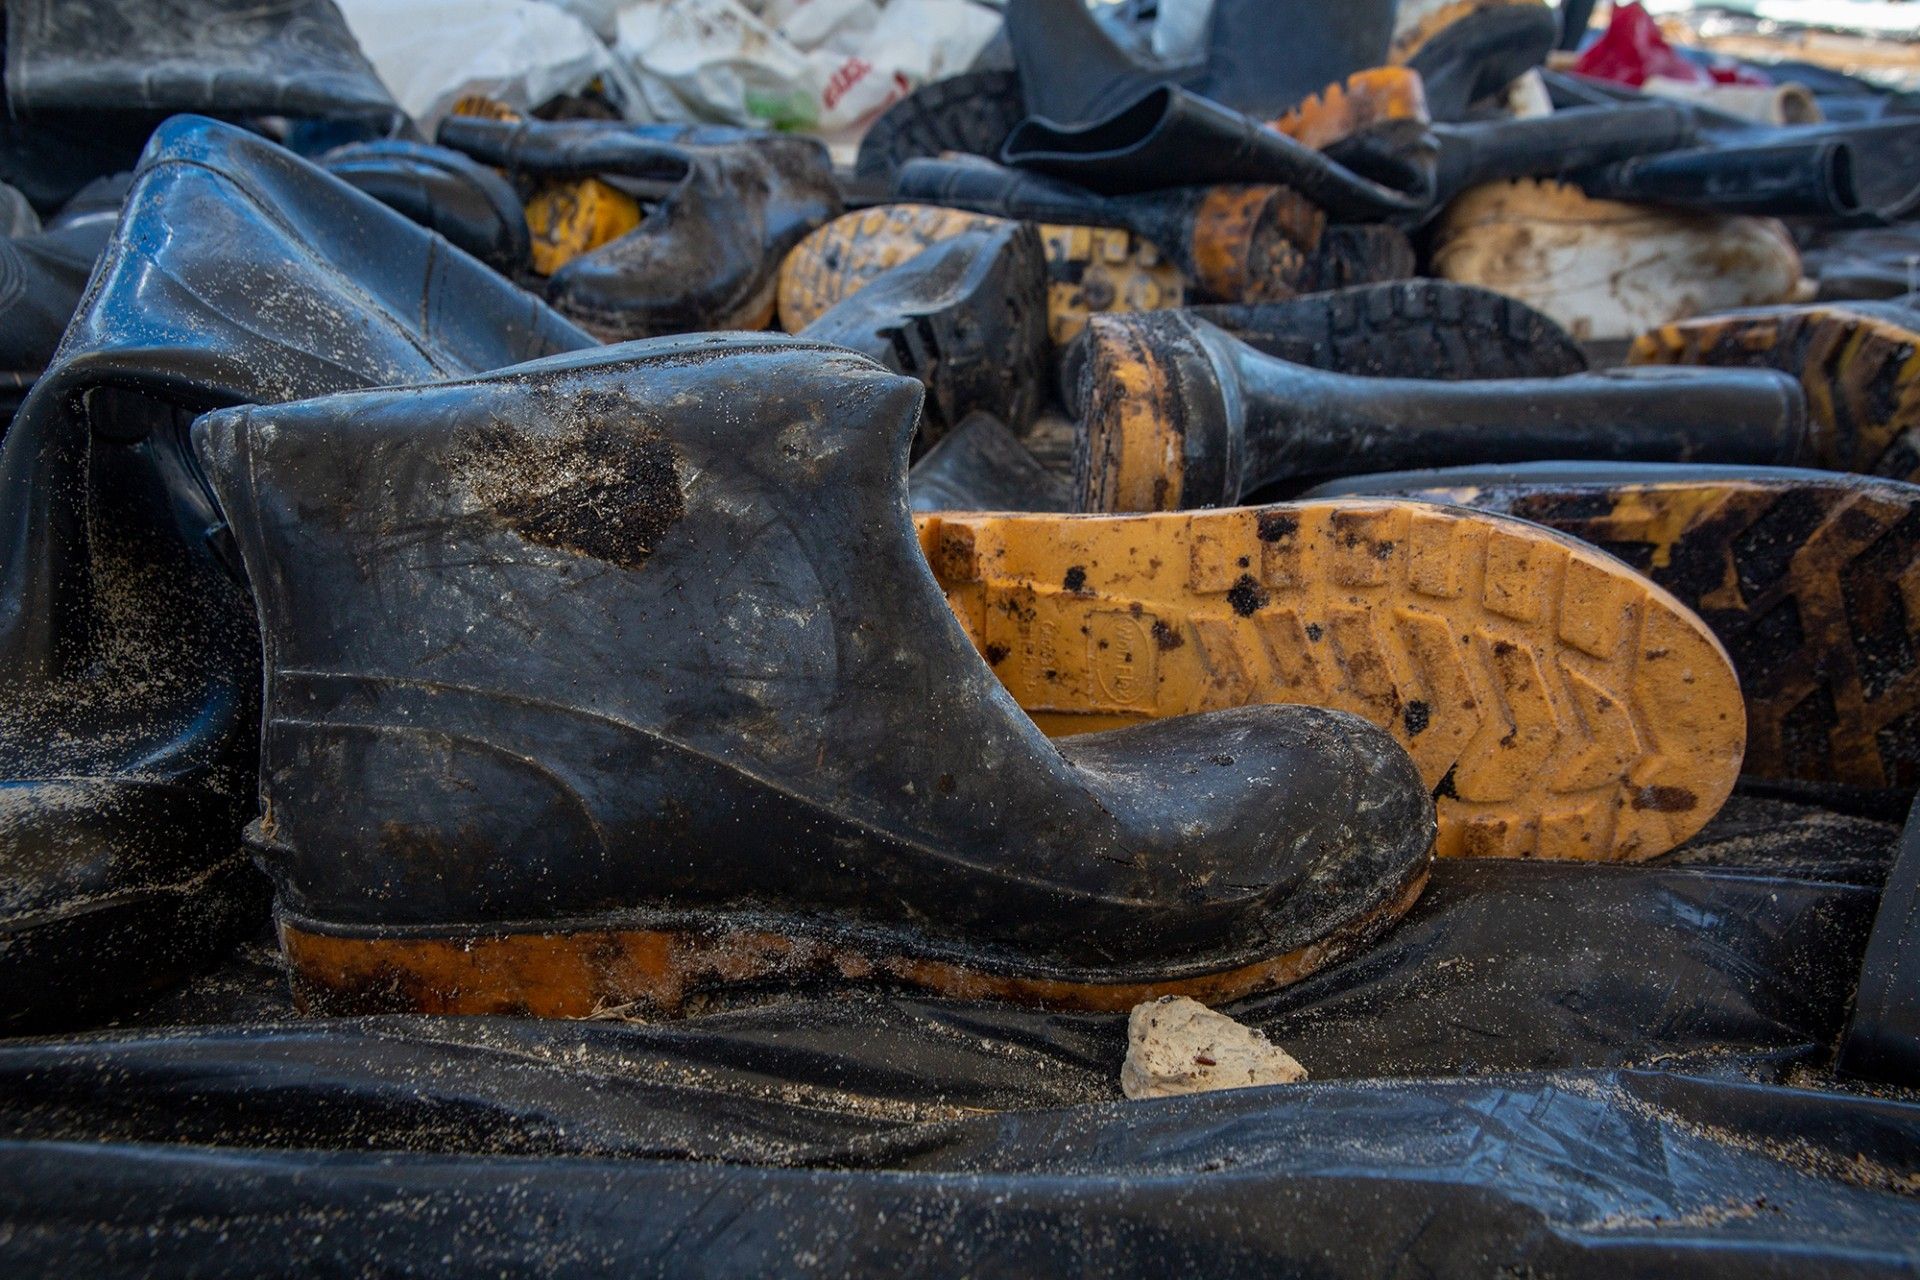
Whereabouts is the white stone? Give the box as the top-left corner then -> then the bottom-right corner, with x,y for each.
1120,996 -> 1307,1099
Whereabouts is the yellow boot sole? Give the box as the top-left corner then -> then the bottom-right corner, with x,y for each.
1629,305 -> 1920,476
777,203 -> 1186,344
920,501 -> 1745,862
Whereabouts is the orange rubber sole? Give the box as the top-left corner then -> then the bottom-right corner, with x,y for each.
1271,66 -> 1431,151
919,501 -> 1746,862
280,869 -> 1428,1018
525,176 -> 644,276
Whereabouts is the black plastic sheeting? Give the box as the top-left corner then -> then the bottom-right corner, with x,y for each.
3,794 -> 1919,1275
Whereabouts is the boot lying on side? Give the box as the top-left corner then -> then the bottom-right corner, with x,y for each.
0,116 -> 592,1033
5,0 -> 403,128
321,140 -> 530,274
192,336 -> 1436,1019
918,499 -> 1743,861
778,203 -> 1188,346
1073,311 -> 1811,513
1306,463 -> 1920,799
439,116 -> 842,339
1056,278 -> 1589,415
1000,86 -> 1433,221
893,157 -> 1411,308
801,222 -> 1050,449
1628,302 -> 1920,478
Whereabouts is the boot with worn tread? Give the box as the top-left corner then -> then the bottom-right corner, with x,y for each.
1307,463 -> 1920,796
1628,303 -> 1920,478
194,335 -> 1436,1019
918,500 -> 1743,861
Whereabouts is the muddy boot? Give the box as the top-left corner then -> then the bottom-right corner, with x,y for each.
192,335 -> 1435,1019
438,116 -> 842,338
1432,179 -> 1805,343
0,116 -> 592,1033
920,499 -> 1742,861
909,412 -> 1074,513
5,0 -> 402,129
1001,86 -> 1432,221
1055,279 -> 1586,418
1390,0 -> 1560,121
892,157 -> 1378,309
801,222 -> 1049,448
779,203 -> 1188,346
320,140 -> 530,274
1628,303 -> 1920,477
1306,462 -> 1920,800
1005,0 -> 1397,126
1073,311 -> 1812,512
1278,67 -> 1439,201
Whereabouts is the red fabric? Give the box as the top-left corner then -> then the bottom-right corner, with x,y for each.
1572,3 -> 1769,88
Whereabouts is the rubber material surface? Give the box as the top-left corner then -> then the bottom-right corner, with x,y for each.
778,203 -> 1184,344
853,68 -> 1026,182
920,500 -> 1745,861
1629,304 -> 1920,477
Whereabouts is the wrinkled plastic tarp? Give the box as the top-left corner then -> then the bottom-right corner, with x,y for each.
3,795 -> 1918,1274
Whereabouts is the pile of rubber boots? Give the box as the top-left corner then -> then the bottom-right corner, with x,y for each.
0,0 -> 1915,1118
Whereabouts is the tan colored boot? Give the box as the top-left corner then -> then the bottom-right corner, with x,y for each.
1432,179 -> 1804,342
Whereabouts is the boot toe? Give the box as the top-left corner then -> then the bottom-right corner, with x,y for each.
1058,703 -> 1435,958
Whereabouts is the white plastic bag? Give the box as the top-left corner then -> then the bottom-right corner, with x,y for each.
337,0 -> 649,131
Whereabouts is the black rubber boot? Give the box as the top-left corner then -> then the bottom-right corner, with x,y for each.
0,116 -> 592,1033
909,412 -> 1074,513
320,140 -> 531,274
0,214 -> 119,421
1430,101 -> 1698,208
893,157 -> 1348,305
801,222 -> 1050,449
5,0 -> 403,129
1304,462 -> 1920,800
1393,0 -> 1560,122
438,116 -> 842,338
1057,279 -> 1588,414
1074,311 -> 1812,511
1005,0 -> 1396,125
1000,86 -> 1432,220
1839,790 -> 1920,1085
1575,122 -> 1920,222
191,335 -> 1435,1019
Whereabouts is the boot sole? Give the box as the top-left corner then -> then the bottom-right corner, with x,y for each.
853,68 -> 1026,183
1357,470 -> 1920,793
1272,67 -> 1430,152
918,500 -> 1745,861
277,866 -> 1429,1018
1393,0 -> 1559,115
778,203 -> 1186,344
1628,305 -> 1920,476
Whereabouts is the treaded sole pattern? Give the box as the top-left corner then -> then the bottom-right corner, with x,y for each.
525,177 -> 642,276
919,501 -> 1745,862
853,68 -> 1026,182
279,870 -> 1428,1018
1272,67 -> 1430,151
1628,306 -> 1920,475
778,203 -> 1185,344
1388,475 -> 1920,791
